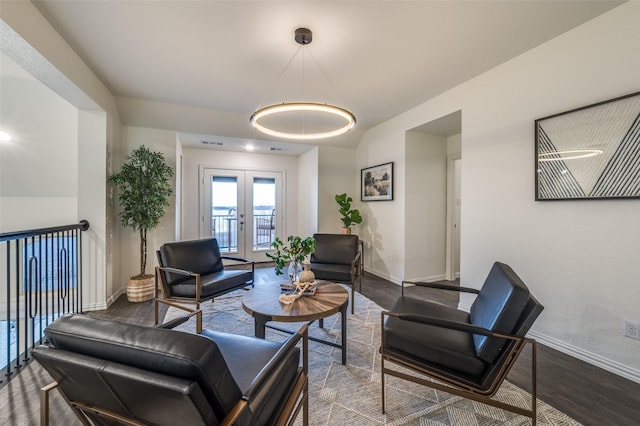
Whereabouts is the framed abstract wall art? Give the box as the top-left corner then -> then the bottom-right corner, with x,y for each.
361,162 -> 393,201
535,91 -> 640,200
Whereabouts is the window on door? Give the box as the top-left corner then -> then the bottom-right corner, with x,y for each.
202,168 -> 283,261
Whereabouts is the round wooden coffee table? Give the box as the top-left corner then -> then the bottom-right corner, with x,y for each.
242,281 -> 349,364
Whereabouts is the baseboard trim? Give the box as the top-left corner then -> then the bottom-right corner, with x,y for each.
82,300 -> 108,311
457,303 -> 640,385
406,274 -> 447,283
83,287 -> 125,312
364,268 -> 401,285
107,287 -> 126,307
364,269 -> 447,286
528,331 -> 640,385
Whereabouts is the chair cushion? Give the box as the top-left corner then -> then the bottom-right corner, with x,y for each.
384,296 -> 486,377
310,233 -> 358,265
470,262 -> 530,363
43,314 -> 241,423
171,269 -> 253,298
201,329 -> 301,426
310,263 -> 352,283
158,238 -> 224,285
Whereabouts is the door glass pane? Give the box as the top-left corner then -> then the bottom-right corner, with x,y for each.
253,177 -> 276,250
211,176 -> 237,252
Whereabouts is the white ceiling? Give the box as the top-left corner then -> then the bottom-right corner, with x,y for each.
22,1 -> 625,152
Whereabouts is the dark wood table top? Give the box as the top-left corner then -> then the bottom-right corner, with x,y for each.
242,281 -> 349,322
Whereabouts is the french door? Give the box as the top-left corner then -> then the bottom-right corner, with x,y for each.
202,168 -> 283,261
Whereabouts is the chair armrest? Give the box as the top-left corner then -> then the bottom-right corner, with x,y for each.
156,266 -> 202,304
401,280 -> 479,297
350,251 -> 362,273
156,309 -> 202,329
222,325 -> 309,426
221,256 -> 253,264
383,311 -> 518,340
243,324 -> 308,400
157,266 -> 197,277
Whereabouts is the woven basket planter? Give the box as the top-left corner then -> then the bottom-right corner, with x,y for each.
127,275 -> 154,302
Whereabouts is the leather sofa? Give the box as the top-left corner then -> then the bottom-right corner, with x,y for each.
33,314 -> 308,426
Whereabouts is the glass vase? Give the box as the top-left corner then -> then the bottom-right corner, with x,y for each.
287,261 -> 303,284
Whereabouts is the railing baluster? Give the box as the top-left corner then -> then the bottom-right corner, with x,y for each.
16,239 -> 21,369
3,242 -> 11,382
0,221 -> 89,387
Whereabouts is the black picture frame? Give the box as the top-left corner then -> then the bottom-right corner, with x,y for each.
361,162 -> 393,201
535,91 -> 640,201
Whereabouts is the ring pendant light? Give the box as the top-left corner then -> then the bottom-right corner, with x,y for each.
250,28 -> 356,140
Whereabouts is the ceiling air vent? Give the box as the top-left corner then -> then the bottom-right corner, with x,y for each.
268,147 -> 284,151
201,140 -> 224,146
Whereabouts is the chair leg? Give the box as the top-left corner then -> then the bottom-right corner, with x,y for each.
40,382 -> 55,426
380,311 -> 386,414
381,355 -> 386,414
196,302 -> 202,333
351,281 -> 355,314
531,339 -> 538,425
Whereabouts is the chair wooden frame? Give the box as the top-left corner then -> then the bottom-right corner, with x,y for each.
346,251 -> 362,314
39,325 -> 309,426
380,280 -> 540,424
154,254 -> 254,333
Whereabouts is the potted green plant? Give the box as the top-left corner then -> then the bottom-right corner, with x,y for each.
109,145 -> 174,302
266,235 -> 316,282
335,193 -> 362,234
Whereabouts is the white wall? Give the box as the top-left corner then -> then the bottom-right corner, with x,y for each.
0,66 -> 78,231
114,126 -> 177,289
317,146 -> 358,234
297,147 -> 319,237
404,131 -> 447,281
357,2 -> 640,382
77,109 -> 108,309
357,124 -> 406,282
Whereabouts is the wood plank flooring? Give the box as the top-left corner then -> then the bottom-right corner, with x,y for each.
5,265 -> 639,425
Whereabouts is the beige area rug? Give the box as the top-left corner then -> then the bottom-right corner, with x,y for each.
166,287 -> 582,426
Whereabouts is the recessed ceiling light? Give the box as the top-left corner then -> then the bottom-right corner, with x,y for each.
246,144 -> 255,151
0,130 -> 13,142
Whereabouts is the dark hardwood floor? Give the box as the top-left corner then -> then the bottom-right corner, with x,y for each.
89,265 -> 640,425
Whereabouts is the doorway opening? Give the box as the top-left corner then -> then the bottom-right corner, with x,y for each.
406,110 -> 461,282
201,168 -> 283,261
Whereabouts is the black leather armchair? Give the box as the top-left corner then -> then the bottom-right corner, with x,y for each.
155,238 -> 254,332
310,233 -> 362,314
33,314 -> 308,426
381,262 -> 544,423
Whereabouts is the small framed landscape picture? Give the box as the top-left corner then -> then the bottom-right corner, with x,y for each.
361,162 -> 393,201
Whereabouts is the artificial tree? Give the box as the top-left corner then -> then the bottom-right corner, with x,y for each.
109,145 -> 174,280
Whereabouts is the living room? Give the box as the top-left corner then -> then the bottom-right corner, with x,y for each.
1,1 -> 639,424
